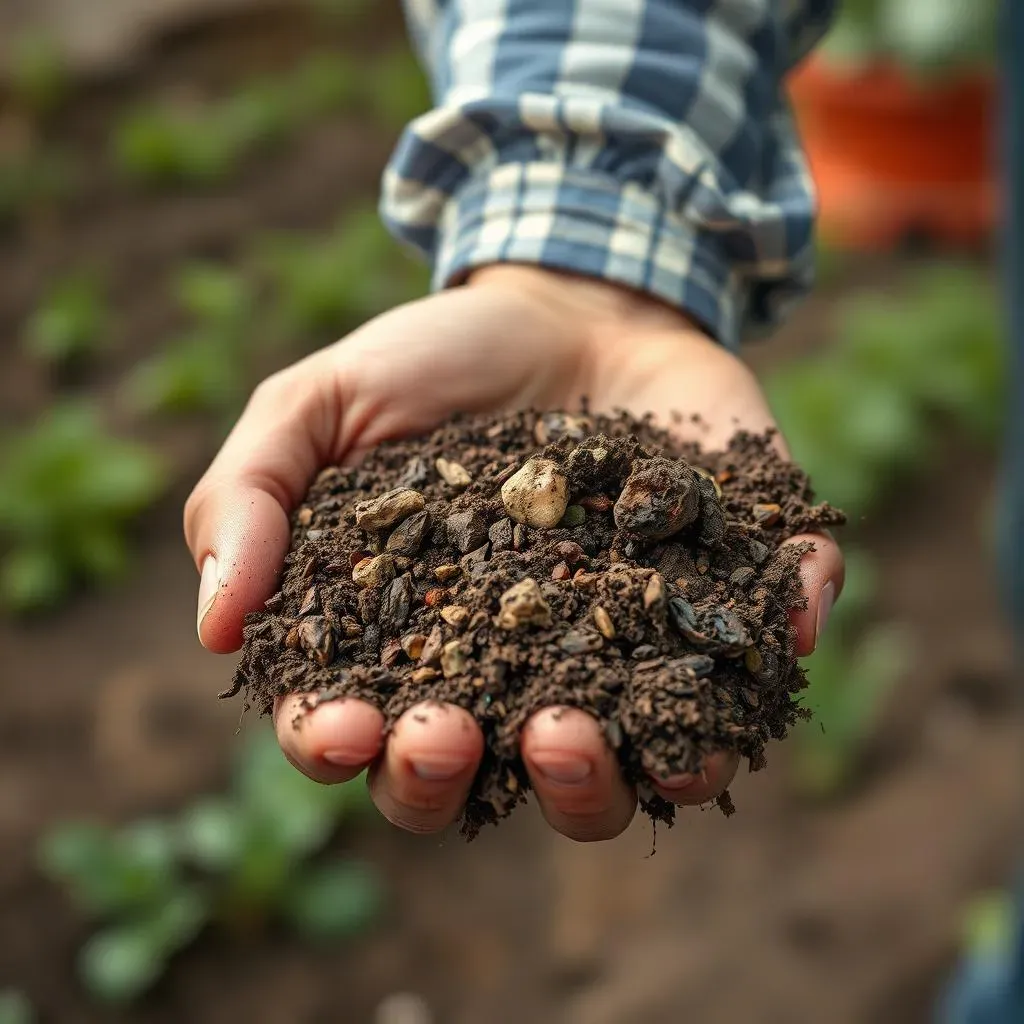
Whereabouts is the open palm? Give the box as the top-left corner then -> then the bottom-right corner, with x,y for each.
185,266 -> 843,841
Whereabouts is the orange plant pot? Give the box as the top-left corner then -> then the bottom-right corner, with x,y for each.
788,56 -> 997,251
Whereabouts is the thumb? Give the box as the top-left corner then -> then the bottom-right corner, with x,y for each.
185,354 -> 354,653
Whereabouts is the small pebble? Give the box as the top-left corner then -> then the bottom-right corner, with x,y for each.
354,488 -> 425,532
436,457 -> 472,488
501,458 -> 570,529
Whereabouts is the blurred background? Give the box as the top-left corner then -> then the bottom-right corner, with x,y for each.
0,1 -> 1020,1022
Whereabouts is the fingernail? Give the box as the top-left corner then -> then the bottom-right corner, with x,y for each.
409,757 -> 467,781
197,555 -> 219,639
658,773 -> 698,791
532,755 -> 592,785
323,748 -> 372,768
816,580 -> 836,645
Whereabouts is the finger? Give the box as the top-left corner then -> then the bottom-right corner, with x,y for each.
521,707 -> 636,842
650,751 -> 740,806
786,531 -> 846,657
274,693 -> 385,784
185,353 -> 351,653
368,702 -> 484,835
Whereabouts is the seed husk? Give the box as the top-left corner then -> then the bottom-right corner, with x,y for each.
593,606 -> 616,639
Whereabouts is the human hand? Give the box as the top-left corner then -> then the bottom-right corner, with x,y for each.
185,265 -> 844,841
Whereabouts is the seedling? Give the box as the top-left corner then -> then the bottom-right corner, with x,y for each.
22,272 -> 107,368
0,403 -> 166,613
0,990 -> 34,1024
113,56 -> 361,187
258,206 -> 429,338
8,31 -> 69,116
361,49 -> 432,129
769,263 -> 1004,514
123,263 -> 257,417
0,148 -> 72,224
40,727 -> 380,1005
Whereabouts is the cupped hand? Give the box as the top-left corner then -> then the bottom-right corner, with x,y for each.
184,265 -> 844,841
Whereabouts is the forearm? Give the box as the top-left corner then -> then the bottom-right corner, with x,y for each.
384,0 -> 838,348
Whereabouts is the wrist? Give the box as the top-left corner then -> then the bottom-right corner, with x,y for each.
465,264 -> 709,342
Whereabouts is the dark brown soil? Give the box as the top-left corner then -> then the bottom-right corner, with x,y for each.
233,410 -> 843,836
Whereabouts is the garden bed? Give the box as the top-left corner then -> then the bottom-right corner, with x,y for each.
0,5 -> 1020,1023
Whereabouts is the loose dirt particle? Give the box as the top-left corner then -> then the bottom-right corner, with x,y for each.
230,409 -> 844,838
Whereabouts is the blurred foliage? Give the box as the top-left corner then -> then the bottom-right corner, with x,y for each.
768,263 -> 1003,516
0,991 -> 34,1024
792,550 -> 908,798
22,272 -> 107,369
113,55 -> 360,186
778,262 -> 1003,799
963,890 -> 1018,959
0,147 -> 72,224
823,0 -> 998,72
306,0 -> 375,24
0,404 -> 166,613
362,49 -> 433,130
8,31 -> 69,116
257,207 -> 429,337
40,727 -> 380,1005
123,263 -> 257,417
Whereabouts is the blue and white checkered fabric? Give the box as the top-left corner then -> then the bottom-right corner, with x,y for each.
382,0 -> 838,348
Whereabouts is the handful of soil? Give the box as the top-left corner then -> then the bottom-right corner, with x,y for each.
230,410 -> 844,838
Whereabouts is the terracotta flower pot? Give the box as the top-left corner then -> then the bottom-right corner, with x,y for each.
788,56 -> 997,251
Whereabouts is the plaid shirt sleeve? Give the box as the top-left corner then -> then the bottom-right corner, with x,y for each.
382,0 -> 838,349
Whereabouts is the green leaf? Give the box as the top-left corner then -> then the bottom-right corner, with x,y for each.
177,798 -> 244,873
38,819 -> 180,918
77,890 -> 206,1004
23,273 -> 106,367
175,264 -> 253,327
0,990 -> 35,1024
123,334 -> 244,416
283,860 -> 382,941
0,544 -> 69,613
963,890 -> 1016,958
8,32 -> 69,115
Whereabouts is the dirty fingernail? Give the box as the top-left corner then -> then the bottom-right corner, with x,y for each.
197,555 -> 219,639
658,773 -> 698,791
532,755 -> 592,785
816,580 -> 836,645
409,757 -> 467,781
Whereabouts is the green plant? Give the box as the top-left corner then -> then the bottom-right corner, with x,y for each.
772,263 -> 1004,799
362,48 -> 432,129
113,56 -> 360,187
0,403 -> 166,613
0,990 -> 34,1024
8,31 -> 69,115
258,206 -> 429,337
768,263 -> 1003,515
792,550 -> 908,798
40,727 -> 380,1005
0,148 -> 72,224
823,0 -> 998,72
22,272 -> 106,368
123,263 -> 257,417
